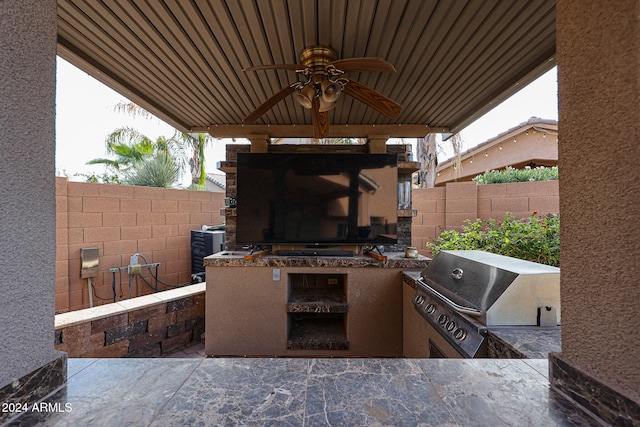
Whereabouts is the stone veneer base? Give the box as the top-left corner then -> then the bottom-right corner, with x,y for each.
0,352 -> 67,425
549,353 -> 640,426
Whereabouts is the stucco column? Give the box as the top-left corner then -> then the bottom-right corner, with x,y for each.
552,0 -> 640,419
0,0 -> 66,417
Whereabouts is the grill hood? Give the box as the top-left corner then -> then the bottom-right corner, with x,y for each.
419,251 -> 561,326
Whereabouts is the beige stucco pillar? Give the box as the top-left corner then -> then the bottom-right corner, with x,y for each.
0,0 -> 66,417
552,0 -> 640,417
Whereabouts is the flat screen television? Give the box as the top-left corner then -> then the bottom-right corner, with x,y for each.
236,153 -> 398,246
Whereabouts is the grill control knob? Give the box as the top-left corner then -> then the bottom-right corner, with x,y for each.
454,328 -> 468,341
414,295 -> 425,305
437,314 -> 448,324
425,303 -> 436,314
445,320 -> 457,332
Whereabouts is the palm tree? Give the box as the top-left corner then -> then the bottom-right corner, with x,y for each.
124,151 -> 181,188
417,133 -> 462,188
87,127 -> 187,187
113,101 -> 214,189
87,127 -> 155,172
189,132 -> 208,189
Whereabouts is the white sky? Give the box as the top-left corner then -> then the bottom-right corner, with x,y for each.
55,57 -> 557,185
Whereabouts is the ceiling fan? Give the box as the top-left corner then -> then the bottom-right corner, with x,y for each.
243,45 -> 402,139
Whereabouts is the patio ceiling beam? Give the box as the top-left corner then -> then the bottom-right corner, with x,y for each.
196,124 -> 446,139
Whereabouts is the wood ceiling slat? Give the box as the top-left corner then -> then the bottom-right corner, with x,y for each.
364,1 -> 445,124
329,0 -> 347,54
132,1 -> 240,124
57,0 -> 557,135
354,0 -> 412,124
316,0 -> 332,46
265,0 -> 306,125
433,25 -> 556,129
421,2 -> 552,122
58,1 -> 204,127
338,0 -> 376,123
340,1 -> 380,122
387,0 -> 479,125
106,0 -> 217,125
400,0 -> 511,124
281,0 -> 308,127
58,3 -> 186,118
57,33 -> 190,132
285,1 -> 306,61
97,0 -> 213,125
254,0 -> 299,124
163,1 -> 254,123
231,0 -> 296,124
164,1 -> 246,120
298,0 -> 316,47
418,1 -> 556,127
350,0 -> 429,125
197,1 -> 276,124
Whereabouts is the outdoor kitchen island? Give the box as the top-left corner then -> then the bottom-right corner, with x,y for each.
204,251 -> 428,357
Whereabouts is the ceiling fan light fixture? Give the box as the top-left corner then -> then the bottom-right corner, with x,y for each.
318,96 -> 336,112
321,79 -> 342,103
293,84 -> 315,109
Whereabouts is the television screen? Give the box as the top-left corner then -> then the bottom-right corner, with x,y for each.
236,153 -> 398,245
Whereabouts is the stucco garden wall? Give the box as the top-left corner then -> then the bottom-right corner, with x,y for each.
55,177 -> 225,313
411,180 -> 559,256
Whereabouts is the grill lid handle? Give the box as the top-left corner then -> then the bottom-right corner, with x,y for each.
417,277 -> 482,317
452,268 -> 464,280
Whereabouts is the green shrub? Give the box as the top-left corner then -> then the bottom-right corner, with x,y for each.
473,166 -> 558,184
427,212 -> 560,266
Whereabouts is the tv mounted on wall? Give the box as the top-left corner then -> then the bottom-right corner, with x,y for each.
236,153 -> 398,246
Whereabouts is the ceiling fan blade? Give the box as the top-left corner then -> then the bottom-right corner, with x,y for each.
328,57 -> 396,73
244,85 -> 297,123
342,78 -> 402,118
243,64 -> 304,72
311,97 -> 330,139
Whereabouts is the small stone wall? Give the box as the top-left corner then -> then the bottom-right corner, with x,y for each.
54,283 -> 205,358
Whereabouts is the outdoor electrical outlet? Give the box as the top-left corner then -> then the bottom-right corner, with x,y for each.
130,254 -> 139,265
128,264 -> 141,275
272,268 -> 280,281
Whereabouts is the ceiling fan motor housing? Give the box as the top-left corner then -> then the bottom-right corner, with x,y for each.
299,45 -> 338,83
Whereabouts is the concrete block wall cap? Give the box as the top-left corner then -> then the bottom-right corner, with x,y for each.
54,283 -> 206,329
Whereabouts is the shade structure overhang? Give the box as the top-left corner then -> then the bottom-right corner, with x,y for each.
57,0 -> 556,139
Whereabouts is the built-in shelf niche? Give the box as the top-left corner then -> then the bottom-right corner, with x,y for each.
287,273 -> 349,350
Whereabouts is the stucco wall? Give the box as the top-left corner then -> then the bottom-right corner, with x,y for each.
55,178 -> 225,313
436,127 -> 558,184
0,0 -> 60,388
557,0 -> 639,401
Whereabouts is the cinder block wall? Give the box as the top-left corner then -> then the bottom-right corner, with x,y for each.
412,180 -> 559,255
55,177 -> 225,313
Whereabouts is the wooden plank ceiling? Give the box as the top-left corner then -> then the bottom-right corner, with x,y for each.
57,0 -> 556,138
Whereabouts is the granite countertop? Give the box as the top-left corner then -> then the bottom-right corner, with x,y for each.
488,326 -> 562,359
204,251 -> 429,269
15,357 -> 597,426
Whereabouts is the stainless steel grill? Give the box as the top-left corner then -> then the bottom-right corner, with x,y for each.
413,250 -> 560,358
